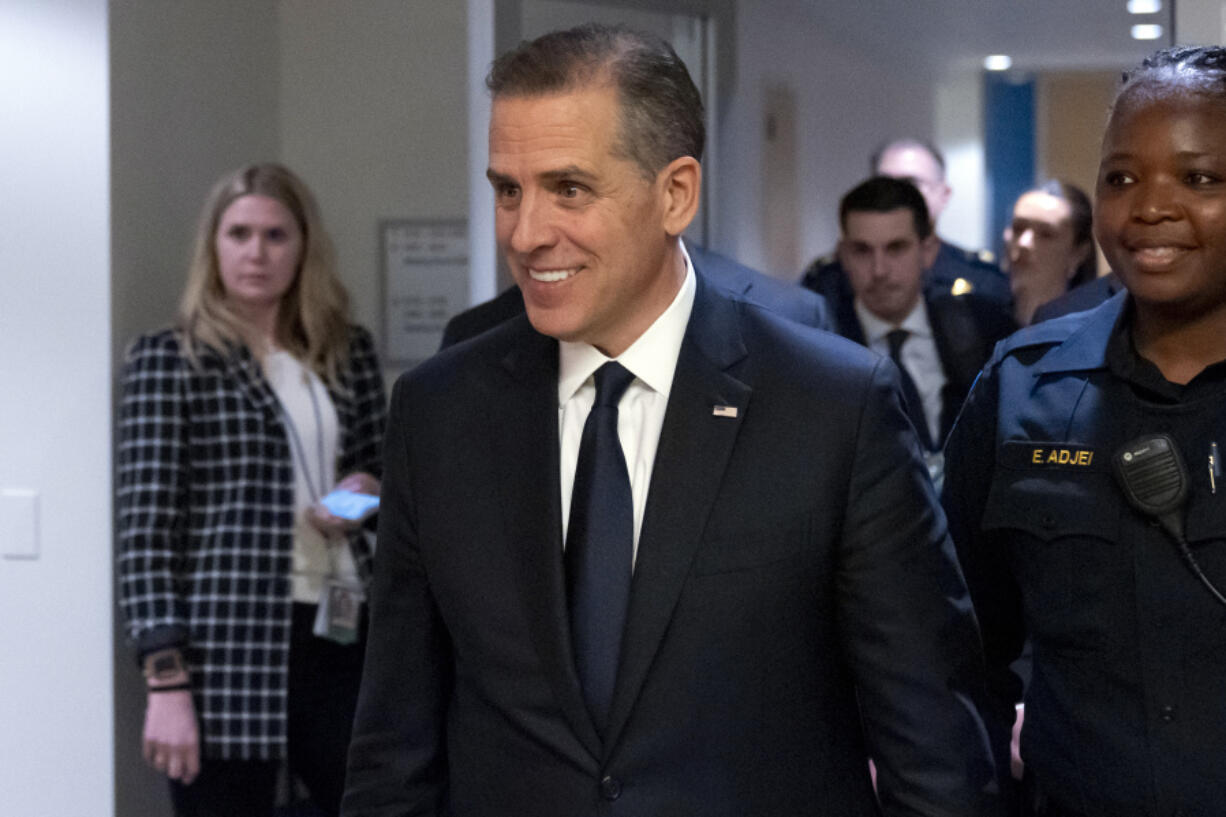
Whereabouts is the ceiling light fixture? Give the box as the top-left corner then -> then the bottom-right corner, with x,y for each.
1131,23 -> 1164,39
984,55 -> 1013,71
1127,0 -> 1162,14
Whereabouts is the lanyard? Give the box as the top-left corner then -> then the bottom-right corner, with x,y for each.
280,372 -> 329,504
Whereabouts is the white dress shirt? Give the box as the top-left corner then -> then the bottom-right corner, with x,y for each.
558,243 -> 697,566
854,297 -> 947,446
265,348 -> 359,602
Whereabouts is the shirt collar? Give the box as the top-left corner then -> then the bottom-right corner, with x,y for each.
1032,290 -> 1128,375
557,240 -> 697,405
853,295 -> 931,346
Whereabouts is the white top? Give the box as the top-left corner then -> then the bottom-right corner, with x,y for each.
264,348 -> 358,602
854,296 -> 947,446
557,242 -> 697,566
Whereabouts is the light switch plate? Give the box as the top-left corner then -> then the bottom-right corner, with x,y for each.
1,489 -> 39,559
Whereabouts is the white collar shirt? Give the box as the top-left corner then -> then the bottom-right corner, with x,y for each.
854,296 -> 946,446
557,242 -> 697,566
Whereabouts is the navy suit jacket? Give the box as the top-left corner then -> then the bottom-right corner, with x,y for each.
439,242 -> 829,349
344,275 -> 997,817
830,287 -> 1016,448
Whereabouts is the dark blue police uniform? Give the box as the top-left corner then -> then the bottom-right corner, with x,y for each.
942,290 -> 1226,817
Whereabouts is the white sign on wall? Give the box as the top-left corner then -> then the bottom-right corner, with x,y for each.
381,219 -> 469,367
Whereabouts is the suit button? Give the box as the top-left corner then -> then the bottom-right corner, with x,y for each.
1160,705 -> 1175,722
600,775 -> 622,801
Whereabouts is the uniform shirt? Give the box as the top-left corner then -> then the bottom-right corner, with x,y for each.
942,291 -> 1226,816
558,247 -> 696,563
854,297 -> 947,447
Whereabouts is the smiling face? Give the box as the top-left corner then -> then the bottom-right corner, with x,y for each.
1095,88 -> 1226,320
487,84 -> 694,357
839,208 -> 939,325
215,194 -> 303,321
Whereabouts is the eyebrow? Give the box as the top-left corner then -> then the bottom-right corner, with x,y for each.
1101,149 -> 1219,162
486,168 -> 514,186
485,165 -> 598,187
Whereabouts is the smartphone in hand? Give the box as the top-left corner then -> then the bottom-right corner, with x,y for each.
320,489 -> 380,521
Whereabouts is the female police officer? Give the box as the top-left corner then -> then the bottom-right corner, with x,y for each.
942,46 -> 1226,817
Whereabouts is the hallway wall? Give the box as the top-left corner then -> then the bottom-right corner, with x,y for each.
0,1 -> 115,815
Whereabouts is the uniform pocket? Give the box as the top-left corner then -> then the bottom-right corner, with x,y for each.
981,470 -> 1128,655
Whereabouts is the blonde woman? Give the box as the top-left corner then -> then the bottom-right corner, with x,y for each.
118,163 -> 386,816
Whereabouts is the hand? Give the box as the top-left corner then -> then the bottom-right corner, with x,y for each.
143,689 -> 200,784
307,471 -> 381,539
1011,704 -> 1025,781
336,471 -> 380,496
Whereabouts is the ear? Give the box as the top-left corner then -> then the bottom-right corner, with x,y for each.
934,181 -> 952,216
835,236 -> 854,268
920,233 -> 941,270
659,156 -> 702,237
1068,241 -> 1095,281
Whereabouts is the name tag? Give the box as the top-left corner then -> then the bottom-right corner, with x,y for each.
1000,441 -> 1101,471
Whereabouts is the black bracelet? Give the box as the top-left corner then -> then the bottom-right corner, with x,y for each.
147,682 -> 192,693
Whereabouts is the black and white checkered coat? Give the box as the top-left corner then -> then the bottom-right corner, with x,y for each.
117,325 -> 386,760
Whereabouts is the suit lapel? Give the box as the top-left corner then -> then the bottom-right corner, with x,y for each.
927,294 -> 992,442
490,320 -> 603,760
604,279 -> 751,752
222,342 -> 282,423
833,290 -> 867,345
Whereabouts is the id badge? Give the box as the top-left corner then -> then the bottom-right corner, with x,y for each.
313,579 -> 365,645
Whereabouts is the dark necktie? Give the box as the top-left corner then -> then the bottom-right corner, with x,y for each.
886,329 -> 934,451
565,361 -> 636,733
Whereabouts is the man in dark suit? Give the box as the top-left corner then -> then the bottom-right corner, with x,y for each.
439,241 -> 830,348
802,138 -> 1012,313
830,177 -> 1015,453
343,24 -> 997,817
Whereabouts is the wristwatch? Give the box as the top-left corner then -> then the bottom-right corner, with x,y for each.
142,649 -> 186,682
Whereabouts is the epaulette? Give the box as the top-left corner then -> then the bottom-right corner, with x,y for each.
951,246 -> 1000,270
949,277 -> 974,297
804,252 -> 838,273
993,311 -> 1085,358
799,252 -> 841,291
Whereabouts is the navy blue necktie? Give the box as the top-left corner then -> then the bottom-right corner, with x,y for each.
565,361 -> 635,734
886,329 -> 934,451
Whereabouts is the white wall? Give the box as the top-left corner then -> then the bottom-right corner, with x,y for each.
935,69 -> 988,253
1174,0 -> 1226,44
0,1 -> 114,815
278,0 -> 470,356
110,0 -> 280,348
717,0 -> 936,277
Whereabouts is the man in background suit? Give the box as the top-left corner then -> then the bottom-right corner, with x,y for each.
439,241 -> 830,348
830,176 -> 1015,453
802,138 -> 1012,314
343,24 -> 998,817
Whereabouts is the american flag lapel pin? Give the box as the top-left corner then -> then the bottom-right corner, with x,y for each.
712,405 -> 738,418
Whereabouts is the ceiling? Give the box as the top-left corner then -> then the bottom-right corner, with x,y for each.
802,0 -> 1175,75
